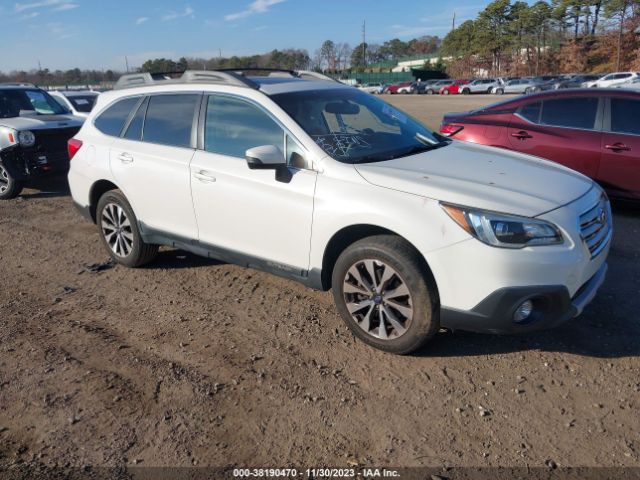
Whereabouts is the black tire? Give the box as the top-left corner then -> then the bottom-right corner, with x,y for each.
495,88 -> 504,95
426,89 -> 434,95
331,235 -> 439,355
443,90 -> 450,95
0,163 -> 23,200
462,88 -> 470,95
96,189 -> 158,268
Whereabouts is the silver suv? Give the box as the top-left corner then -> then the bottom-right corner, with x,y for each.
0,83 -> 83,199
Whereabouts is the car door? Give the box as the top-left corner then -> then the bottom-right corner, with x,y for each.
599,96 -> 640,197
504,80 -> 520,93
189,93 -> 317,273
109,93 -> 200,239
508,96 -> 603,178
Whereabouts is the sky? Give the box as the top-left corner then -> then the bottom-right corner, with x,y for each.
0,0 -> 487,72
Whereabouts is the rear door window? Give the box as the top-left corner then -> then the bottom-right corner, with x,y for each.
540,97 -> 599,129
610,98 -> 640,135
94,96 -> 141,136
143,94 -> 199,148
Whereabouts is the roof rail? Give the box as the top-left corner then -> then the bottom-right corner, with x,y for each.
114,70 -> 259,90
0,82 -> 37,88
295,71 -> 342,83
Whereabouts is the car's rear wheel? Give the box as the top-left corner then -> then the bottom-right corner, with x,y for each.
332,235 -> 439,355
96,190 -> 158,268
525,87 -> 533,94
462,88 -> 470,95
426,89 -> 434,95
443,90 -> 450,95
0,164 -> 23,200
495,88 -> 504,95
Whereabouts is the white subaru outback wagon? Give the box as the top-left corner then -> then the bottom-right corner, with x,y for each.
68,70 -> 611,354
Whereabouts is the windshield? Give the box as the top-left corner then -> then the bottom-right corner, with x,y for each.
67,95 -> 97,113
0,89 -> 69,118
271,88 -> 449,164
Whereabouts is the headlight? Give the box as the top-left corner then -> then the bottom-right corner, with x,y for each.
18,130 -> 36,147
441,204 -> 563,248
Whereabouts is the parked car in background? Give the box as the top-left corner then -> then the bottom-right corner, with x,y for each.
440,79 -> 470,95
413,79 -> 439,94
359,82 -> 384,94
422,79 -> 452,95
69,69 -> 610,354
615,77 -> 640,91
385,81 -> 414,94
440,89 -> 640,200
492,78 -> 543,94
553,74 -> 601,89
0,84 -> 83,199
49,90 -> 99,118
584,72 -> 638,88
460,78 -> 503,94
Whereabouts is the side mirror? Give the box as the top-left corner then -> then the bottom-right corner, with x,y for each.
245,145 -> 286,170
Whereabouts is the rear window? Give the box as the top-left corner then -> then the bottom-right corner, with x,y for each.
143,94 -> 199,148
540,97 -> 599,129
94,97 -> 141,136
610,98 -> 640,135
68,95 -> 97,113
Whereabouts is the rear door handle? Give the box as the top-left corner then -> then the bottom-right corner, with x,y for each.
511,131 -> 532,140
605,143 -> 631,152
117,152 -> 134,163
193,171 -> 216,183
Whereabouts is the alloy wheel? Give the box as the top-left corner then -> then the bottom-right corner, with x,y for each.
101,202 -> 134,257
342,259 -> 413,340
0,165 -> 9,194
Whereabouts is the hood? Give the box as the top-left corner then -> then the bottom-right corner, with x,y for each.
354,141 -> 593,217
0,114 -> 84,131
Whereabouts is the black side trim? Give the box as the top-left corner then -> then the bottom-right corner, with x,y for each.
138,223 -> 324,290
440,285 -> 575,334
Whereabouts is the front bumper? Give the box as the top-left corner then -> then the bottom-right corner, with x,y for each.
0,144 -> 70,181
440,261 -> 607,334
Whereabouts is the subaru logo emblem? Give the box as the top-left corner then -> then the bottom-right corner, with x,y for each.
598,208 -> 606,225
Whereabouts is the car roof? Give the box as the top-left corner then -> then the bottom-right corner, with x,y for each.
484,88 -> 640,110
249,77 -> 350,95
58,90 -> 99,97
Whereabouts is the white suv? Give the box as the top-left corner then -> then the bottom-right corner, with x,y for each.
68,70 -> 611,354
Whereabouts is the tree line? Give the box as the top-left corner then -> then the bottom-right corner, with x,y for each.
441,0 -> 640,77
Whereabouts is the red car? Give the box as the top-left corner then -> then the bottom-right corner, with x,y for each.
439,79 -> 471,95
439,89 -> 640,199
385,81 -> 413,94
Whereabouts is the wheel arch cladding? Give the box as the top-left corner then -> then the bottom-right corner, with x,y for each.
89,180 -> 120,223
320,224 -> 438,296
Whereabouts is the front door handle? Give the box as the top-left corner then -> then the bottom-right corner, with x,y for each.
511,131 -> 532,140
605,143 -> 631,152
193,171 -> 216,183
117,152 -> 134,163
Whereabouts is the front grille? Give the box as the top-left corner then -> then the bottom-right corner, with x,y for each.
579,196 -> 612,258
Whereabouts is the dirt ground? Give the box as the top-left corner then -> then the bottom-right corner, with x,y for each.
1,94 -> 639,477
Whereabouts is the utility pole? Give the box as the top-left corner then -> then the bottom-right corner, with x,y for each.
452,11 -> 456,30
125,56 -> 130,73
362,20 -> 366,67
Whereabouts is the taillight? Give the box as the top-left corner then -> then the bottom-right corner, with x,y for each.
439,124 -> 464,137
68,138 -> 83,160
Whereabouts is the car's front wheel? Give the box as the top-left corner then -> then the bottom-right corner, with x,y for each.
332,235 -> 439,354
0,164 -> 23,200
96,190 -> 158,268
495,88 -> 504,95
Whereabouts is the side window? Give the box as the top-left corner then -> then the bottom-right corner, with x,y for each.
204,95 -> 283,158
94,96 -> 141,136
519,101 -> 542,123
143,94 -> 198,148
286,135 -> 306,168
123,97 -> 148,141
610,98 -> 640,135
541,97 -> 599,129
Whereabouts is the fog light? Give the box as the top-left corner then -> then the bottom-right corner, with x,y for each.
513,300 -> 533,323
